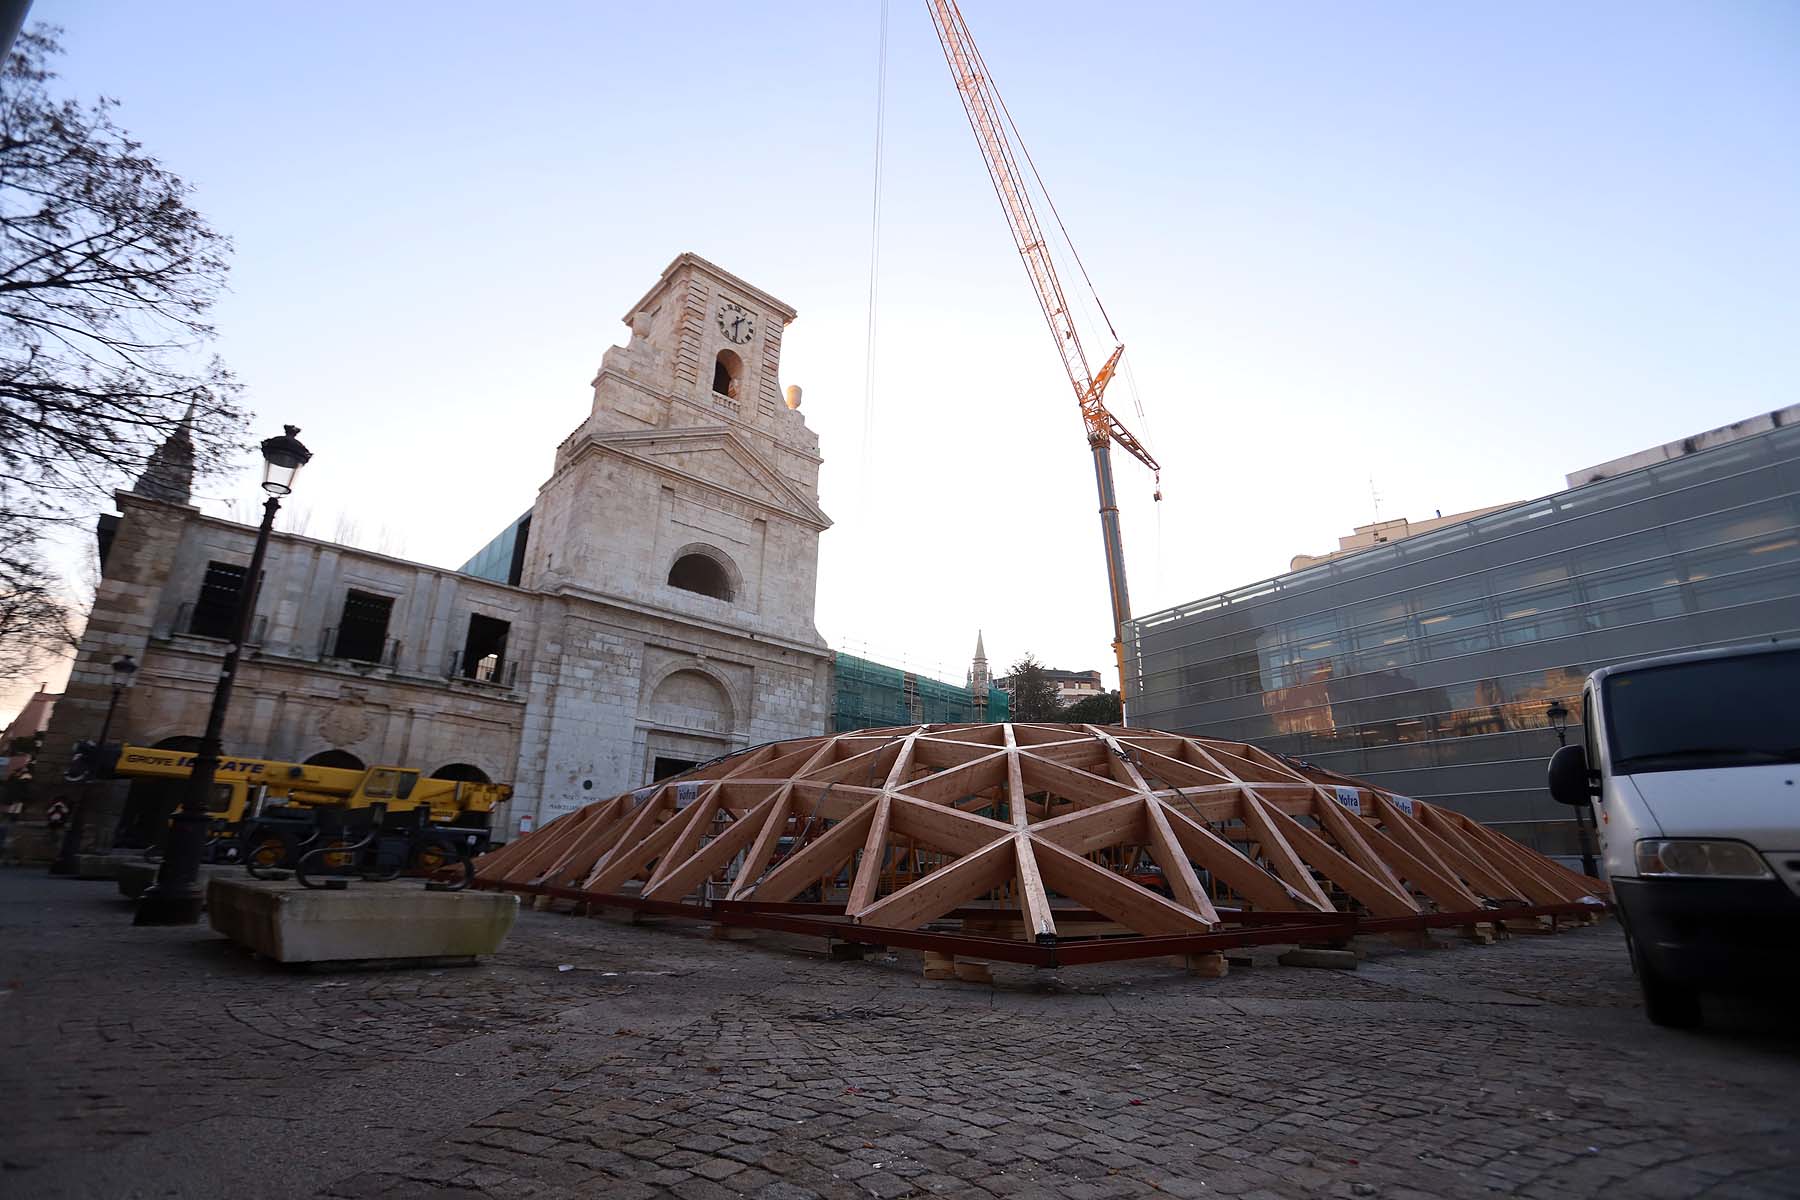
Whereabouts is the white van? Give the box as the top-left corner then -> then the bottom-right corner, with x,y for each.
1548,642 -> 1800,1028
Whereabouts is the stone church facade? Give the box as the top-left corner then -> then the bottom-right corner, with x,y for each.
36,254 -> 834,840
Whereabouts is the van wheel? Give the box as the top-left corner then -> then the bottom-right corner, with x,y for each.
1630,935 -> 1702,1029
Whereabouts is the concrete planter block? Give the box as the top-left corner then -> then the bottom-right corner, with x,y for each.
207,878 -> 518,965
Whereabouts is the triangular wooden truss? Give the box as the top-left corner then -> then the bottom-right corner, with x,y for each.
475,724 -> 1604,942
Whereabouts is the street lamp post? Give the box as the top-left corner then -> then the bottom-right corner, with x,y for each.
49,654 -> 138,875
1547,699 -> 1598,878
135,426 -> 311,925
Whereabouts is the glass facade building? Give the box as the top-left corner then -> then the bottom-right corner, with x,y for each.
1126,420 -> 1800,856
458,511 -> 532,586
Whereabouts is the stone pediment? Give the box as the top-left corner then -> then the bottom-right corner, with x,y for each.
583,427 -> 830,529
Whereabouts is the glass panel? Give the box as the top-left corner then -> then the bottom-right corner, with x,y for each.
1570,528 -> 1672,576
1691,560 -> 1800,609
1668,497 -> 1795,553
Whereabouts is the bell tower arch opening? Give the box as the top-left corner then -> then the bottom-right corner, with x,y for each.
711,348 -> 743,400
667,545 -> 737,603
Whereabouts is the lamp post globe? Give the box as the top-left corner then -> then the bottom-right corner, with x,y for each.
135,425 -> 312,925
1546,699 -> 1570,747
259,425 -> 312,496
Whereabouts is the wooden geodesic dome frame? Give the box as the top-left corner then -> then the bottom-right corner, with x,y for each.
474,724 -> 1606,966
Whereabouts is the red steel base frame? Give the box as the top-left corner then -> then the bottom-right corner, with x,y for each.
478,879 -> 1606,970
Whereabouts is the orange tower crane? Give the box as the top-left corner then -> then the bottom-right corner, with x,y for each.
925,0 -> 1161,724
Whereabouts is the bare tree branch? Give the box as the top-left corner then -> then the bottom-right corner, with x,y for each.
0,27 -> 248,682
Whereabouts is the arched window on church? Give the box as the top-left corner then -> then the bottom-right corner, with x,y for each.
711,348 -> 743,400
668,552 -> 734,602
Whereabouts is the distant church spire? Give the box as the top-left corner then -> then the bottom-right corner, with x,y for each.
967,630 -> 991,694
131,401 -> 196,505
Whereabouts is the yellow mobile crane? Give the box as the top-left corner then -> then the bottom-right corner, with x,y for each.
77,742 -> 509,870
926,1 -> 1161,724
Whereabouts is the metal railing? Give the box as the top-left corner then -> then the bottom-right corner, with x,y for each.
166,601 -> 266,647
318,626 -> 401,667
443,651 -> 518,688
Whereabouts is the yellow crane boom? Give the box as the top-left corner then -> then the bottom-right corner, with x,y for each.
925,0 -> 1159,722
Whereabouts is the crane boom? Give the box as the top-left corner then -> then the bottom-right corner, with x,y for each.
925,0 -> 1159,723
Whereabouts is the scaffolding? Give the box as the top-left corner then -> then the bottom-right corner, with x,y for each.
832,653 -> 1009,731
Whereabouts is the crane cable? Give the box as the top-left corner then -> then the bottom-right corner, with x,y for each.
859,0 -> 890,487
970,30 -> 1118,346
968,24 -> 1161,505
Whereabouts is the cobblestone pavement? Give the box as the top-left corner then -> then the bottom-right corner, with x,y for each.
3,869 -> 1798,1200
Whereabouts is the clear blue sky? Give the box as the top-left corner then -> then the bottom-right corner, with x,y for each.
17,0 -> 1800,711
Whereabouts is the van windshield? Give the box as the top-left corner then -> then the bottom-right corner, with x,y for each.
1605,649 -> 1800,774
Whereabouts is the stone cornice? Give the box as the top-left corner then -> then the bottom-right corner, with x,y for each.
139,638 -> 532,708
563,425 -> 832,531
172,507 -> 537,593
581,363 -> 825,467
541,580 -> 831,659
114,489 -> 199,516
623,252 -> 797,325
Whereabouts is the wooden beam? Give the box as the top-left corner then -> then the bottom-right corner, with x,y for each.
527,798 -> 630,887
579,788 -> 671,888
1142,797 -> 1220,924
715,742 -> 781,779
1122,746 -> 1231,790
1031,839 -> 1212,935
857,837 -> 1015,930
1160,802 -> 1315,912
1003,726 -> 1029,829
1239,791 -> 1334,910
1012,833 -> 1056,940
480,800 -> 602,885
1016,753 -> 1137,808
1257,801 -> 1418,917
896,751 -> 1010,806
913,736 -> 1009,770
644,785 -> 724,892
583,797 -> 700,894
1031,794 -> 1146,856
845,794 -> 895,913
1418,805 -> 1535,900
1440,808 -> 1586,904
1368,795 -> 1485,906
1156,786 -> 1241,823
1353,808 -> 1483,911
890,795 -> 1012,856
785,780 -> 878,822
643,792 -> 781,901
742,801 -> 878,904
724,784 -> 795,900
1310,789 -> 1409,897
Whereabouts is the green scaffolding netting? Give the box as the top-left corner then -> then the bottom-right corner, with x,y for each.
831,653 -> 1009,731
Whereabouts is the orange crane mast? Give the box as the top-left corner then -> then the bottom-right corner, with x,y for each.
925,0 -> 1160,724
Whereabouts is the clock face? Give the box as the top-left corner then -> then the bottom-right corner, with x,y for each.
717,301 -> 755,344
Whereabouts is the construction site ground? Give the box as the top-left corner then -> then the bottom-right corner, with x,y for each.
2,867 -> 1796,1200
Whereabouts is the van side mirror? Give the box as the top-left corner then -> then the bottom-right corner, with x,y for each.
1547,744 -> 1593,807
